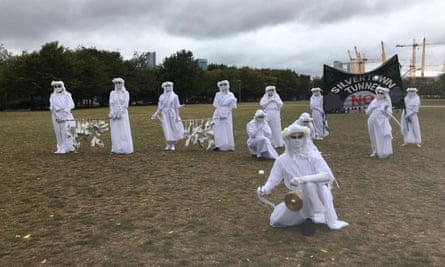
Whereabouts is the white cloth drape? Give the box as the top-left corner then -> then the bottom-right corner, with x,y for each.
154,92 -> 185,142
260,94 -> 284,147
401,95 -> 421,145
49,90 -> 75,153
262,150 -> 347,230
212,91 -> 237,151
310,95 -> 329,139
109,89 -> 134,154
366,98 -> 393,158
246,119 -> 278,159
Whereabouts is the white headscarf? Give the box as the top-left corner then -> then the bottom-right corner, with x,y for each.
282,124 -> 311,157
217,80 -> 230,93
162,81 -> 174,93
311,87 -> 322,96
51,80 -> 65,94
112,77 -> 126,91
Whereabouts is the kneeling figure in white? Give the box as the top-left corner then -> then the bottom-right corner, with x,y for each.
257,124 -> 348,231
246,110 -> 278,160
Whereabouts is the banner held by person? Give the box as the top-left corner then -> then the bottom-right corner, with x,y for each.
323,55 -> 404,114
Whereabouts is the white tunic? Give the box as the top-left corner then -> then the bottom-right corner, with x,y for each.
246,119 -> 278,159
262,150 -> 347,230
310,95 -> 329,139
49,90 -> 75,153
366,98 -> 393,158
154,92 -> 185,142
109,89 -> 134,154
260,94 -> 284,147
212,91 -> 237,151
401,95 -> 421,145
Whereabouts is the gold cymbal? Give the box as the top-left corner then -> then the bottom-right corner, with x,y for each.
285,192 -> 303,211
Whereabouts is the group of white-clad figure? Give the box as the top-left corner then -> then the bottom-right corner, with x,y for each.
49,78 -> 421,236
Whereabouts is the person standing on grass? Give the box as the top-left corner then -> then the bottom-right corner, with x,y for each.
212,80 -> 237,151
401,88 -> 422,147
246,109 -> 278,160
260,85 -> 284,148
310,87 -> 329,140
257,123 -> 348,236
49,80 -> 76,154
365,86 -> 393,159
151,81 -> 185,151
109,77 -> 134,154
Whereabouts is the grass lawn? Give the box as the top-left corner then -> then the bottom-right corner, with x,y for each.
0,99 -> 444,266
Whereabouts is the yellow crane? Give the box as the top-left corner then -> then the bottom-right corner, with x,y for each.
396,37 -> 445,86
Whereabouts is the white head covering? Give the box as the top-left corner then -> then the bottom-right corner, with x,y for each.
282,124 -> 311,156
51,80 -> 65,93
254,109 -> 266,119
112,77 -> 125,91
297,112 -> 313,124
162,81 -> 174,93
217,80 -> 230,92
406,88 -> 418,93
311,87 -> 322,93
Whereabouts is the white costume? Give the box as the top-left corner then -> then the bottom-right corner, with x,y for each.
293,112 -> 319,154
246,110 -> 279,160
151,81 -> 185,151
212,80 -> 237,151
366,86 -> 393,159
401,88 -> 421,147
257,124 -> 348,234
49,81 -> 75,154
310,88 -> 329,140
260,85 -> 284,147
109,78 -> 134,154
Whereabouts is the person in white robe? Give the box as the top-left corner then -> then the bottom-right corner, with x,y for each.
212,80 -> 237,151
401,88 -> 421,147
260,85 -> 284,147
365,86 -> 393,159
246,109 -> 279,160
293,112 -> 319,154
310,87 -> 329,140
151,81 -> 185,151
109,77 -> 134,154
257,124 -> 348,235
49,80 -> 76,154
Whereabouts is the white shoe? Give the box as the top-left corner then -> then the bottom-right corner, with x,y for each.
369,152 -> 376,157
328,220 -> 349,230
165,145 -> 170,150
170,144 -> 175,151
416,144 -> 421,148
401,143 -> 407,147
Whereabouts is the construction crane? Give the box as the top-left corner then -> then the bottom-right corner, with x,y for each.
354,46 -> 365,73
347,49 -> 359,73
396,37 -> 445,86
381,41 -> 387,63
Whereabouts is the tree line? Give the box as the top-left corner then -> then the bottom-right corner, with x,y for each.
0,42 -> 320,110
2,41 -> 442,110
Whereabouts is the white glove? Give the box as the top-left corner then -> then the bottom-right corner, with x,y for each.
151,114 -> 158,120
257,186 -> 270,196
291,177 -> 305,186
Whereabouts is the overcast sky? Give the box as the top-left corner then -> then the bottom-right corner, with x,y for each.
1,0 -> 445,77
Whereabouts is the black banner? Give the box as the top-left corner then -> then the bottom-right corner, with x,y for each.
322,55 -> 404,113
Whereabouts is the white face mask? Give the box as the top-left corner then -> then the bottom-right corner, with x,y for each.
288,134 -> 305,152
408,92 -> 416,97
256,117 -> 265,123
115,82 -> 123,90
313,91 -> 320,96
54,85 -> 63,93
219,85 -> 228,93
165,86 -> 173,92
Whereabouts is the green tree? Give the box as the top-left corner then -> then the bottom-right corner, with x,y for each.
157,50 -> 205,102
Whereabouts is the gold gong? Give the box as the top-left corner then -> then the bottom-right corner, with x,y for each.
284,192 -> 303,211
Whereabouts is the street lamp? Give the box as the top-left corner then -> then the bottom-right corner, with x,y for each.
237,80 -> 242,102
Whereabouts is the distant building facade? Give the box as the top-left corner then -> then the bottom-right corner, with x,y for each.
197,58 -> 208,70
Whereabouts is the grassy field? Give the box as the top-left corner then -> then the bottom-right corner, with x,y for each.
1,99 -> 444,266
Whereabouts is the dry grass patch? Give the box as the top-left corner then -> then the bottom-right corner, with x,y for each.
1,100 -> 444,266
